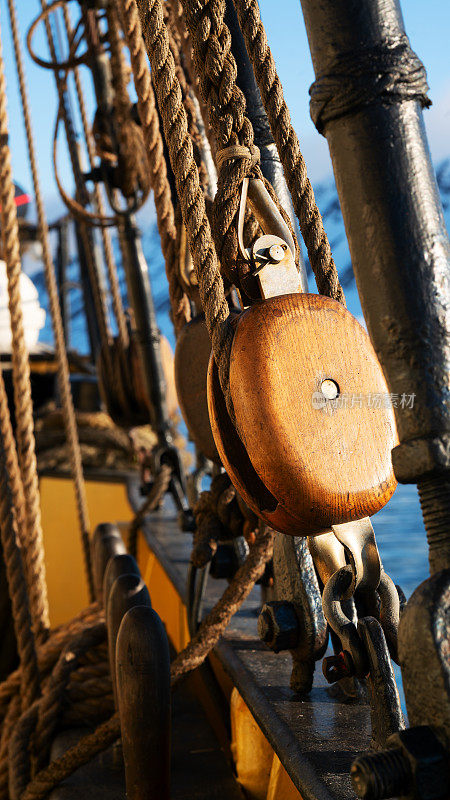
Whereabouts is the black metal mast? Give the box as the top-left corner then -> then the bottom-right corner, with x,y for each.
298,0 -> 450,575
298,0 -> 450,747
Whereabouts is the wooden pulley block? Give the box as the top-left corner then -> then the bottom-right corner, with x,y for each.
208,294 -> 398,535
174,314 -> 220,463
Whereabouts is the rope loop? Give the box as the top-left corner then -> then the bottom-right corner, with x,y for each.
215,143 -> 260,172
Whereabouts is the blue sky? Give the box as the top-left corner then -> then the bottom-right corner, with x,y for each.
0,0 -> 448,211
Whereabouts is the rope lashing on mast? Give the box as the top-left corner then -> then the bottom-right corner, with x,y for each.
6,0 -> 94,602
231,0 -> 345,303
309,35 -> 431,135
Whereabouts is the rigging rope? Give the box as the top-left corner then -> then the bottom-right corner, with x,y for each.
117,0 -> 192,334
0,12 -> 49,639
6,0 -> 94,602
231,0 -> 345,302
0,0 -> 355,794
130,0 -> 234,415
40,3 -> 116,373
61,4 -> 129,350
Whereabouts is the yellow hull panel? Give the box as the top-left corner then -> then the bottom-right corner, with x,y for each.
40,476 -> 133,627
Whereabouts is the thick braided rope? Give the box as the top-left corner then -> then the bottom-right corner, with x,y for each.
0,695 -> 20,800
33,623 -> 106,772
0,17 -> 49,639
0,374 -> 40,712
164,5 -> 209,194
232,0 -> 345,303
167,0 -> 215,158
117,0 -> 192,335
124,0 -> 235,414
105,5 -> 151,202
134,0 -> 235,406
179,0 -> 265,284
171,523 -> 274,683
19,713 -> 120,800
6,0 -> 94,602
0,604 -> 108,800
61,4 -> 129,350
0,368 -> 26,551
0,603 -> 102,720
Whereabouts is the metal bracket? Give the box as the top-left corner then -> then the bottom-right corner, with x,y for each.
268,533 -> 328,694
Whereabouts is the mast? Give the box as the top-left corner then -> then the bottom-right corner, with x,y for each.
298,0 -> 450,575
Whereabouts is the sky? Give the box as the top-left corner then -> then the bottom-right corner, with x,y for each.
0,0 -> 448,215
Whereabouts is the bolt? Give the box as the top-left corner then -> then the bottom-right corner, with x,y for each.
257,601 -> 300,653
322,650 -> 354,683
418,474 -> 450,574
351,749 -> 412,800
320,378 -> 339,400
268,243 -> 286,263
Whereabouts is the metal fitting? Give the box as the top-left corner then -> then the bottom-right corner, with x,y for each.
351,726 -> 450,800
322,650 -> 354,683
257,601 -> 300,653
210,537 -> 249,581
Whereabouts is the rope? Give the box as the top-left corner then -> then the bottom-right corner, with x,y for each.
164,4 -> 209,195
128,463 -> 172,557
6,0 -> 94,602
173,0 -> 265,289
167,0 -> 214,160
0,602 -> 110,800
171,523 -> 274,683
0,373 -> 40,712
231,0 -> 345,303
117,0 -> 192,335
191,472 -> 245,568
39,3 -> 116,374
19,713 -> 120,800
130,0 -> 234,417
105,7 -> 151,203
0,14 -> 49,640
61,4 -> 129,350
